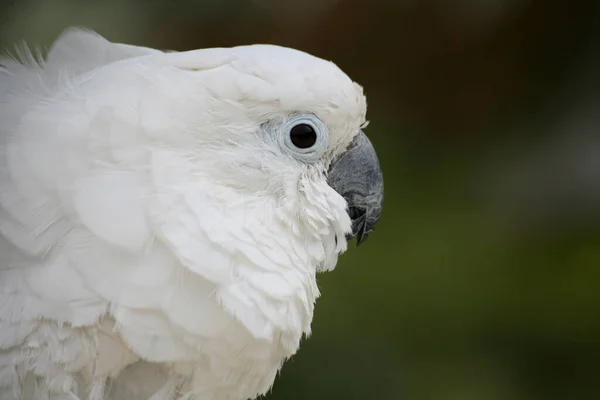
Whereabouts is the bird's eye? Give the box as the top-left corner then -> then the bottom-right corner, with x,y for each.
275,113 -> 329,163
290,124 -> 317,149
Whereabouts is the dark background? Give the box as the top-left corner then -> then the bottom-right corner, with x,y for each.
2,1 -> 600,399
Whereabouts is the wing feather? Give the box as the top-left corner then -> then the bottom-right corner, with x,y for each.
0,28 -> 241,378
0,29 -> 175,384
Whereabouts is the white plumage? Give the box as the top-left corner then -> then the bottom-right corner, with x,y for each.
0,28 -> 377,400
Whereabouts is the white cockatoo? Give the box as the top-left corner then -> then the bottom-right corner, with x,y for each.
0,28 -> 383,400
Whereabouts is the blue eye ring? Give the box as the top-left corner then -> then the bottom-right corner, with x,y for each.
279,114 -> 329,162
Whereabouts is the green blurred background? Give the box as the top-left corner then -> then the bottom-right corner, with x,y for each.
2,0 -> 599,399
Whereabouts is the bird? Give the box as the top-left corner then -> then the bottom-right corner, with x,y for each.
0,28 -> 383,400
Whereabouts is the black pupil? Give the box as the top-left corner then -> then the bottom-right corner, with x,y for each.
290,124 -> 317,149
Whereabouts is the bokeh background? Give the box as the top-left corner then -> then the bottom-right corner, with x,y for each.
1,0 -> 599,399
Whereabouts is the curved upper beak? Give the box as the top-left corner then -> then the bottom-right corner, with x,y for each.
327,131 -> 384,246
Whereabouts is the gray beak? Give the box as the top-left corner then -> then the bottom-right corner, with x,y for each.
327,131 -> 384,246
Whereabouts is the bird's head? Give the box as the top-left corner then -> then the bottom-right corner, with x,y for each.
109,44 -> 385,274
152,45 -> 382,247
